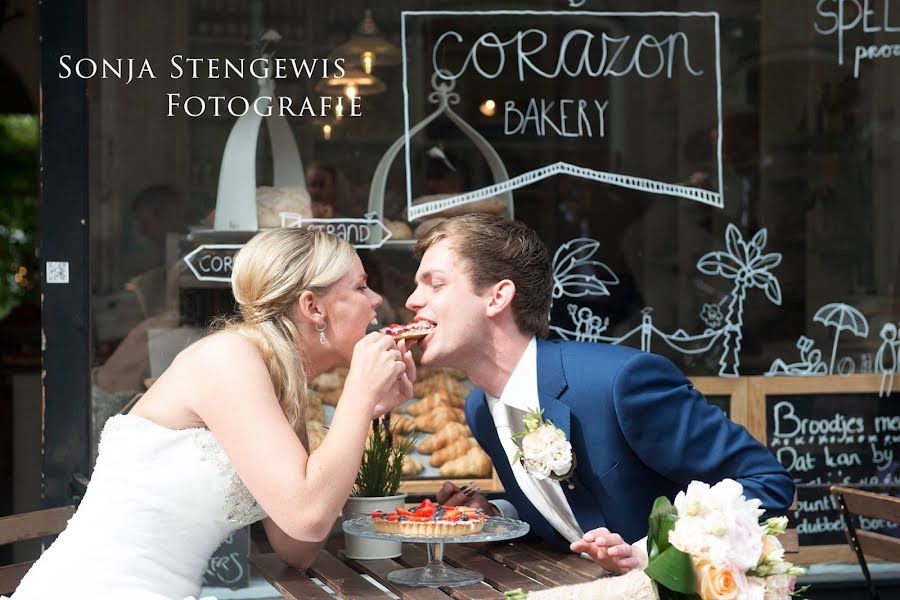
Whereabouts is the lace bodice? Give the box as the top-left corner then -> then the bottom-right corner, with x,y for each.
11,414 -> 267,600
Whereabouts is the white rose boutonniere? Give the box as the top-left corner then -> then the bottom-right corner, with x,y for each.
512,407 -> 576,489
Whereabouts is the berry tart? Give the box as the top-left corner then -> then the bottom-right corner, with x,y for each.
371,498 -> 487,536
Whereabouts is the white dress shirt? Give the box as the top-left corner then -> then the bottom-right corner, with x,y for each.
486,337 -> 585,544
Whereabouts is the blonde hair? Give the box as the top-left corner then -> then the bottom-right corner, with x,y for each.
218,228 -> 355,445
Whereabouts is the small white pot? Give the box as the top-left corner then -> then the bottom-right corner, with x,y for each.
343,493 -> 407,559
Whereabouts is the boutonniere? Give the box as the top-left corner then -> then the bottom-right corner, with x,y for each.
511,407 -> 577,489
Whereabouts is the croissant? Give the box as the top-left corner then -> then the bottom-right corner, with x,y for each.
320,387 -> 343,406
305,403 -> 325,424
406,394 -> 445,416
418,421 -> 469,453
311,367 -> 348,390
439,446 -> 492,477
441,391 -> 467,409
306,390 -> 323,409
412,405 -> 466,433
445,368 -> 467,381
416,375 -> 470,399
413,372 -> 455,397
447,379 -> 471,398
429,437 -> 477,467
307,421 -> 327,452
402,455 -> 425,477
389,413 -> 416,435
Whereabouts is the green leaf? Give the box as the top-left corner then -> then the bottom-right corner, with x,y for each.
352,418 -> 417,497
647,496 -> 676,560
645,547 -> 696,596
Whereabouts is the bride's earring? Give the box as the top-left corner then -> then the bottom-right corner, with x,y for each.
316,321 -> 327,345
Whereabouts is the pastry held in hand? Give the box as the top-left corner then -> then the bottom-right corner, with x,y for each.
380,320 -> 435,341
417,421 -> 469,454
438,446 -> 493,477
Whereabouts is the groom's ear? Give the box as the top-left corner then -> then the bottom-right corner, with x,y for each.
485,279 -> 516,318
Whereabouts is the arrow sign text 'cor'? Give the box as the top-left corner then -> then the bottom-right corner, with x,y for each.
183,216 -> 394,282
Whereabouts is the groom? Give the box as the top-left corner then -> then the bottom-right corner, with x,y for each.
405,214 -> 794,571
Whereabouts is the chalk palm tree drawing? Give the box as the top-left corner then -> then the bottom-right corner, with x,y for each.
697,224 -> 782,377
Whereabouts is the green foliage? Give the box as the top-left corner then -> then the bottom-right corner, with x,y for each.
645,496 -> 700,600
351,417 -> 416,498
0,114 -> 39,320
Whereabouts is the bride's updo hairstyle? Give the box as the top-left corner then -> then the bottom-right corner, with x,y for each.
220,228 -> 355,445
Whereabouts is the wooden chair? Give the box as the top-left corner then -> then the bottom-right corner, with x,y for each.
0,505 -> 75,595
830,485 -> 900,600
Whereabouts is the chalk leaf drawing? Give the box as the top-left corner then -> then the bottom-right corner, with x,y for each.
551,238 -> 619,299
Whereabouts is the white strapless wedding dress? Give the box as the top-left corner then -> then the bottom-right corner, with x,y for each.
8,414 -> 267,600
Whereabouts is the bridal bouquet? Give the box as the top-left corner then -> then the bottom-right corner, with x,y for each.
512,407 -> 576,488
645,479 -> 806,600
505,479 -> 806,600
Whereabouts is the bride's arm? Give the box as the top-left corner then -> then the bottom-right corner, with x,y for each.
188,331 -> 409,542
260,517 -> 326,571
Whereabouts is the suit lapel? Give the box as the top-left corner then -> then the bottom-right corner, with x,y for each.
536,340 -> 607,534
469,387 -> 565,545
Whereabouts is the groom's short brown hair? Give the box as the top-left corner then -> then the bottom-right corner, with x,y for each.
415,214 -> 552,337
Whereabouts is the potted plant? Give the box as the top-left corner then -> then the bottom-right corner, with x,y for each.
343,415 -> 416,559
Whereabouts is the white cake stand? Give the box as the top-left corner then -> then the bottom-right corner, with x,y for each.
342,516 -> 530,587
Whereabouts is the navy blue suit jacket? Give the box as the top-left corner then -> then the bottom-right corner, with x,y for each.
465,339 -> 794,549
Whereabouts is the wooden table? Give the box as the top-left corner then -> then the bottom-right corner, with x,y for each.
251,540 -> 608,599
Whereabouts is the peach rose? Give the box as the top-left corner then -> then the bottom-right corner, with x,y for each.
696,559 -> 740,600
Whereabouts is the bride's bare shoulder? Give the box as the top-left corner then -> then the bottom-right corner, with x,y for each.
175,330 -> 265,373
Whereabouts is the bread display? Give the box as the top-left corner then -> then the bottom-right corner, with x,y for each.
307,421 -> 327,452
255,186 -> 311,228
417,421 -> 470,454
406,394 -> 445,416
402,455 -> 425,477
429,437 -> 477,467
308,365 -> 494,481
412,405 -> 466,433
414,372 -> 469,399
438,446 -> 493,477
389,413 -> 416,435
383,218 -> 413,240
311,367 -> 348,391
319,387 -> 343,406
306,402 -> 325,424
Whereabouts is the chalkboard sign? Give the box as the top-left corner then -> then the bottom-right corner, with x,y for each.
766,389 -> 900,546
202,526 -> 249,589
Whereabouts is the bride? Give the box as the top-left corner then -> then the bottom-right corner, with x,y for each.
9,229 -> 415,599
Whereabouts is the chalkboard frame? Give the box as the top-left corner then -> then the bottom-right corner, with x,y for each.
748,374 -> 887,565
692,376 -> 747,423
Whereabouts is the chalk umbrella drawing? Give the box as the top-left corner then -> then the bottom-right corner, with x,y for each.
813,303 -> 870,374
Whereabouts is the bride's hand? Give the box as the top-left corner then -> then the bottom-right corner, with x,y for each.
343,333 -> 408,408
373,338 -> 415,418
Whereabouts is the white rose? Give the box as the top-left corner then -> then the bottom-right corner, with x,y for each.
524,456 -> 552,479
549,438 -> 573,476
